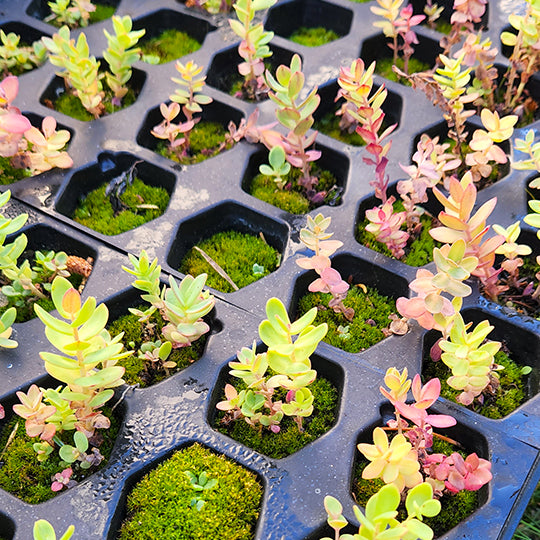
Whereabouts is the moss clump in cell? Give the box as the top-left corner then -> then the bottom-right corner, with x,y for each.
215,376 -> 338,458
53,87 -> 137,121
423,350 -> 529,419
140,29 -> 201,64
0,156 -> 32,184
119,443 -> 262,540
250,164 -> 340,214
156,121 -> 229,165
297,286 -> 397,353
357,206 -> 440,266
0,407 -> 120,504
90,3 -> 116,23
376,56 -> 431,85
314,109 -> 366,146
289,26 -> 339,47
180,230 -> 280,293
353,436 -> 479,537
72,177 -> 170,236
107,307 -> 207,387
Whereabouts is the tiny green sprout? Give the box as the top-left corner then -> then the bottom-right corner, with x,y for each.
184,469 -> 218,511
336,325 -> 351,340
33,519 -> 75,540
252,263 -> 265,276
59,430 -> 89,467
521,366 -> 533,376
259,145 -> 291,189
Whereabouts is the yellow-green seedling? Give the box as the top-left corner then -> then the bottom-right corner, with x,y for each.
33,519 -> 75,540
123,250 -> 215,349
514,129 -> 540,173
217,297 -> 327,432
184,470 -> 218,511
0,29 -> 46,75
322,482 -> 440,540
259,145 -> 290,189
46,0 -> 95,28
229,0 -> 276,100
438,313 -> 501,406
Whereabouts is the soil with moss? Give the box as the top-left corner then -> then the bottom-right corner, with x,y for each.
481,256 -> 540,319
289,26 -> 339,47
297,286 -> 397,353
353,436 -> 479,537
48,3 -> 115,27
315,109 -> 366,146
0,262 -> 84,323
0,156 -> 32,184
140,29 -> 201,64
215,376 -> 338,458
156,121 -> 230,165
71,177 -> 170,236
423,349 -> 529,419
51,87 -> 138,121
118,443 -> 262,540
107,307 -> 208,387
0,406 -> 120,504
376,56 -> 431,86
250,164 -> 341,214
179,230 -> 280,293
357,206 -> 441,266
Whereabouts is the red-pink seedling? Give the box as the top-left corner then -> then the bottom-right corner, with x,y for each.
0,75 -> 32,158
51,467 -> 75,492
393,4 -> 425,74
394,375 -> 457,431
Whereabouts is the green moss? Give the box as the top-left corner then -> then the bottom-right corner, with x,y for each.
353,436 -> 479,537
376,56 -> 431,85
89,3 -> 116,23
119,443 -> 262,540
356,207 -> 440,266
53,87 -> 137,121
71,177 -> 170,236
0,406 -> 120,504
314,110 -> 366,146
289,26 -> 339,47
297,286 -> 396,353
423,350 -> 528,419
179,230 -> 280,293
107,307 -> 207,387
140,29 -> 201,64
0,156 -> 32,184
156,121 -> 229,165
215,377 -> 338,458
434,19 -> 452,34
249,164 -> 339,214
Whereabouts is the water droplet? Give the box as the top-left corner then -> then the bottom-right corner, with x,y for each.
6,363 -> 12,369
315,488 -> 321,494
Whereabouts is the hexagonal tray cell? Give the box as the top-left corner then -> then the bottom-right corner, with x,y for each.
1,222 -> 97,323
104,284 -> 222,388
241,143 -> 349,214
167,201 -> 288,292
291,253 -> 410,354
0,21 -> 49,76
55,152 -> 176,236
208,351 -> 344,458
0,513 -> 14,540
355,184 -> 443,267
422,307 -> 540,419
110,442 -> 263,539
265,0 -> 353,46
313,78 -> 403,147
205,43 -> 297,100
0,376 -> 126,505
360,33 -> 442,83
134,8 -> 216,65
136,99 -> 244,165
26,0 -> 119,26
39,67 -> 147,122
410,120 -> 511,189
352,405 -> 490,538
